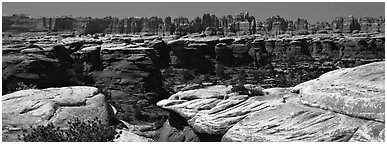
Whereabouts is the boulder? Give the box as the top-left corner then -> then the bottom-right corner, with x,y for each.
2,86 -> 115,141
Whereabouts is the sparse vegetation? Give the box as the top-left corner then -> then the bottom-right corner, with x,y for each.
19,118 -> 118,142
5,82 -> 38,94
14,82 -> 37,91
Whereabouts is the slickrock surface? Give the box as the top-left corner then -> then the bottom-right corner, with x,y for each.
2,86 -> 114,142
297,61 -> 385,122
158,61 -> 385,142
157,85 -> 290,136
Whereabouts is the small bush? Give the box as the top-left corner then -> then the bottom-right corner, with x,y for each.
231,84 -> 249,95
7,82 -> 38,94
180,69 -> 194,82
16,82 -> 37,90
19,117 -> 118,142
215,64 -> 230,80
249,86 -> 265,96
97,86 -> 111,100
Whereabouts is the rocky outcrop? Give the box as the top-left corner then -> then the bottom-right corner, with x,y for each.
296,61 -> 385,122
215,43 -> 233,66
157,85 -> 285,140
223,61 -> 385,142
2,86 -> 115,142
249,39 -> 273,68
157,61 -> 385,142
168,39 -> 214,73
229,43 -> 253,66
147,39 -> 171,68
2,53 -> 71,94
156,113 -> 200,142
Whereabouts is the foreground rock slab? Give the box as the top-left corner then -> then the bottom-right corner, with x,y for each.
297,61 -> 385,122
158,61 -> 385,142
2,86 -> 115,142
157,85 -> 291,137
222,98 -> 384,142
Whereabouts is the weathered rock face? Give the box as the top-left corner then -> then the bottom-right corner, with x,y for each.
194,37 -> 219,57
311,39 -> 340,62
148,39 -> 171,69
94,44 -> 163,94
250,39 -> 273,68
215,43 -> 234,66
168,39 -> 187,67
297,61 -> 385,122
229,44 -> 253,66
265,39 -> 276,53
2,86 -> 115,142
157,85 -> 285,139
341,37 -> 384,60
167,39 -> 214,73
158,61 -> 384,142
2,53 -> 71,94
222,97 -> 381,142
223,61 -> 385,142
287,39 -> 312,64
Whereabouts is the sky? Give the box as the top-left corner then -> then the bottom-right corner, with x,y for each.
2,2 -> 385,23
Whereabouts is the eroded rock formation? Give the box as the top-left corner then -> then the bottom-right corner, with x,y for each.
157,61 -> 385,142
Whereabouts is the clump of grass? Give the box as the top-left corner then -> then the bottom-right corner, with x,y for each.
18,117 -> 118,142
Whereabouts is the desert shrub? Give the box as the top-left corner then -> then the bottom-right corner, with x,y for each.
180,69 -> 195,82
161,67 -> 174,78
215,64 -> 230,80
231,84 -> 249,95
249,86 -> 265,96
97,86 -> 111,99
252,69 -> 267,84
19,117 -> 117,142
6,82 -> 38,94
231,72 -> 249,95
15,82 -> 37,91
